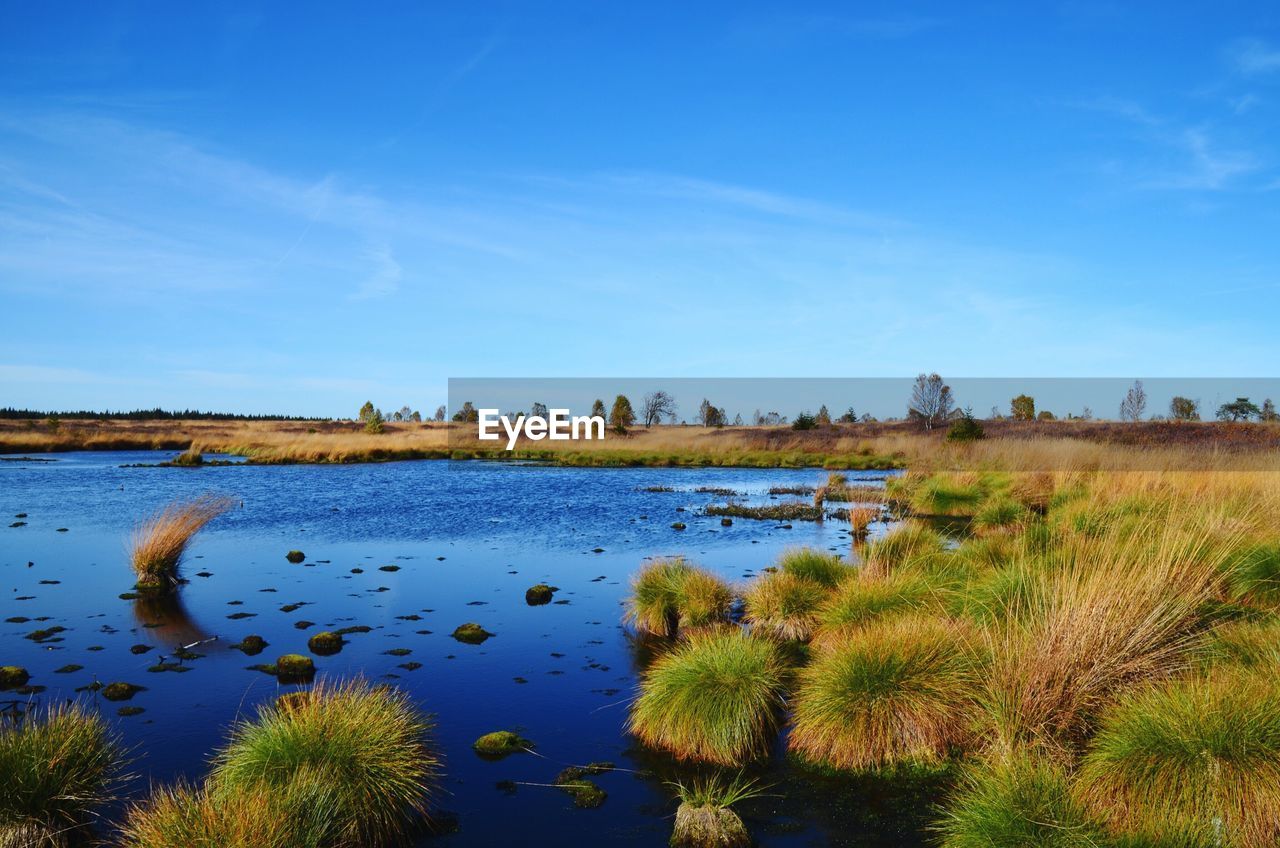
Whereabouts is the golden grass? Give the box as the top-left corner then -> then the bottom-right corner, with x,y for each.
130,495 -> 234,590
980,507 -> 1249,757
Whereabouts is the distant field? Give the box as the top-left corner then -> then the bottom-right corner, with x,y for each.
2,417 -> 1279,470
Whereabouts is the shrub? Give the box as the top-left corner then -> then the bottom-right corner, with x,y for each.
0,703 -> 122,840
937,752 -> 1106,848
130,495 -> 234,591
624,558 -> 732,638
789,616 -> 980,770
629,629 -> 787,766
1076,670 -> 1280,847
742,571 -> 829,641
211,679 -> 439,846
946,412 -> 985,442
777,547 -> 851,587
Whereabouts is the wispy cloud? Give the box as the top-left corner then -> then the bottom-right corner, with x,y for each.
1227,38 -> 1280,77
1079,96 -> 1264,191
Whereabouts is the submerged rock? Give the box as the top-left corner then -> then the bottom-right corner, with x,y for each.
101,682 -> 145,701
230,635 -> 268,655
452,623 -> 494,645
525,584 -> 558,606
473,730 -> 534,758
0,666 -> 30,689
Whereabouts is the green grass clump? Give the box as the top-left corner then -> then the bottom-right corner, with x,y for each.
0,703 -> 122,841
625,558 -> 733,637
812,571 -> 939,643
1225,541 -> 1280,602
937,752 -> 1106,848
861,522 -> 946,578
908,473 -> 1001,517
473,731 -> 532,758
119,775 -> 341,848
972,498 -> 1029,532
1076,670 -> 1280,847
1202,617 -> 1280,669
742,571 -> 829,641
629,629 -> 787,766
668,773 -> 766,848
210,679 -> 439,846
777,547 -> 852,587
790,615 -> 980,771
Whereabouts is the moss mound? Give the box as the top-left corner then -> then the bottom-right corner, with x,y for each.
525,583 -> 558,605
101,682 -> 145,702
272,654 -> 315,682
472,730 -> 533,758
230,635 -> 268,656
285,550 -> 305,563
306,631 -> 344,656
452,623 -> 494,644
0,666 -> 30,689
557,779 -> 607,808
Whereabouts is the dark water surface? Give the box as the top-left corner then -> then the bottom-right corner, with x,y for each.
0,453 -> 933,846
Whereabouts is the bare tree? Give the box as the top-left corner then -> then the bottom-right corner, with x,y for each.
1119,380 -> 1147,422
908,373 -> 955,430
641,391 -> 677,428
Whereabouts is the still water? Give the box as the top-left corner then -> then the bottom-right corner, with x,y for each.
0,453 -> 933,846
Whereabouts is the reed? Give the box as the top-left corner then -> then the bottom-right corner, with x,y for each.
789,615 -> 981,771
629,629 -> 787,766
130,495 -> 234,591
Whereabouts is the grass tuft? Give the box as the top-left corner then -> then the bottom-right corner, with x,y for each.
625,558 -> 732,637
776,547 -> 851,587
129,495 -> 234,591
790,615 -> 980,771
0,703 -> 123,841
742,571 -> 829,641
1076,669 -> 1280,847
210,678 -> 439,846
629,629 -> 787,766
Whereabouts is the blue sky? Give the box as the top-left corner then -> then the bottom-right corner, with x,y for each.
2,2 -> 1279,416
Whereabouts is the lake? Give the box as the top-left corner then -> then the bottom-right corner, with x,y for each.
0,452 -> 935,846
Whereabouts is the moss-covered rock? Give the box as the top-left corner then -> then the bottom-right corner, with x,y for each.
231,634 -> 268,655
101,681 -> 145,701
452,623 -> 494,644
556,762 -> 614,783
473,730 -> 534,758
558,779 -> 607,808
307,631 -> 344,656
285,550 -> 306,563
525,584 -> 558,605
273,653 -> 315,682
672,522 -> 687,530
0,666 -> 30,689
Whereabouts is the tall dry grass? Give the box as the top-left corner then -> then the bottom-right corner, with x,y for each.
980,506 -> 1250,757
130,495 -> 234,590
